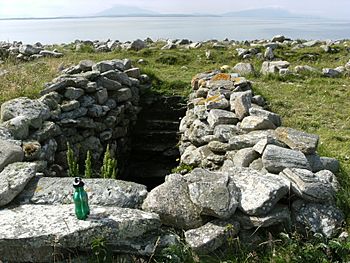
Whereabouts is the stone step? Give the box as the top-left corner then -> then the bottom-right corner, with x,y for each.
132,130 -> 180,143
0,204 -> 163,262
138,107 -> 186,120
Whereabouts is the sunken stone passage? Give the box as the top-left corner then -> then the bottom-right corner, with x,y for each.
143,71 -> 344,253
0,59 -> 150,176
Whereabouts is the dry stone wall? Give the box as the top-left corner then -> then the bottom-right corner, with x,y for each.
0,58 -> 150,177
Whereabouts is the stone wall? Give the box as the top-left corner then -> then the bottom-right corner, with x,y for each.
0,58 -> 150,177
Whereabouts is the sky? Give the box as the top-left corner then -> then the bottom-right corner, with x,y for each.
0,0 -> 349,19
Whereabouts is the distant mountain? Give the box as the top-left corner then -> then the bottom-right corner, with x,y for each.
95,5 -> 159,16
222,7 -> 307,18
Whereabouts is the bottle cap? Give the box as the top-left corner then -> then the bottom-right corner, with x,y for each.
73,177 -> 85,188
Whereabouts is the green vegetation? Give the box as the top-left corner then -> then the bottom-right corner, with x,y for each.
1,40 -> 350,262
101,144 -> 118,179
84,150 -> 92,179
67,142 -> 79,177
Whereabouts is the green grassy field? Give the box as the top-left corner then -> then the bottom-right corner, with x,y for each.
1,41 -> 350,262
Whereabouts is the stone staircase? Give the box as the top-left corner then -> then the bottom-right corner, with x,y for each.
126,95 -> 187,189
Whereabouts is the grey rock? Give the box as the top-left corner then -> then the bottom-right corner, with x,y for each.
60,100 -> 80,112
142,176 -> 203,230
280,168 -> 336,202
236,48 -> 249,58
127,39 -> 146,51
88,104 -> 105,118
205,94 -> 229,110
264,47 -> 274,60
78,60 -> 94,71
261,61 -> 290,75
39,50 -> 63,58
275,127 -> 319,154
78,95 -> 96,107
207,109 -> 238,128
213,124 -> 239,142
180,145 -> 202,166
320,157 -> 340,173
1,97 -> 50,128
241,116 -> 276,132
101,70 -> 132,86
232,63 -> 255,75
262,145 -> 311,173
64,87 -> 84,100
39,139 -> 57,163
95,88 -> 108,104
19,44 -> 41,55
185,220 -> 240,253
0,126 -> 14,140
227,168 -> 289,215
186,119 -> 213,146
232,147 -> 259,167
208,141 -> 231,153
229,130 -> 275,150
38,92 -> 61,110
303,40 -> 320,47
0,162 -> 37,207
230,91 -> 252,120
161,43 -> 177,50
59,107 -> 87,120
233,205 -> 291,230
2,115 -> 30,139
187,172 -> 240,219
294,65 -> 318,74
271,35 -> 286,42
92,61 -> 114,73
97,76 -> 122,91
29,121 -> 61,142
16,177 -> 148,208
249,107 -> 282,127
125,67 -> 141,79
115,88 -> 132,103
0,139 -> 23,172
292,200 -> 344,237
322,68 -> 341,78
0,204 -> 160,262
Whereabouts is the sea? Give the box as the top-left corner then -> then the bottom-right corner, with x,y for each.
0,16 -> 350,44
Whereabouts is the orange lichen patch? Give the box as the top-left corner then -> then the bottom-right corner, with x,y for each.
232,77 -> 246,83
198,79 -> 206,88
211,73 -> 231,81
197,94 -> 221,105
34,186 -> 43,193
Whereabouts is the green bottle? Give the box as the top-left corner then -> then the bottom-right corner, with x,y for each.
73,177 -> 90,220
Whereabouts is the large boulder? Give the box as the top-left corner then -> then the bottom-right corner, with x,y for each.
228,130 -> 275,150
0,139 -> 24,171
0,204 -> 161,262
232,63 -> 255,75
0,162 -> 37,207
292,200 -> 344,238
142,174 -> 203,230
1,97 -> 50,129
15,177 -> 148,208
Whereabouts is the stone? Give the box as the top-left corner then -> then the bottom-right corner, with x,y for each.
264,47 -> 274,60
241,116 -> 276,132
207,109 -> 238,128
97,76 -> 122,91
2,115 -> 30,139
292,200 -> 344,237
142,176 -> 203,230
185,220 -> 240,253
275,127 -> 319,154
92,61 -> 115,73
322,68 -> 341,78
186,119 -> 213,146
102,70 -> 132,86
127,39 -> 146,51
39,139 -> 57,163
0,162 -> 37,207
60,100 -> 80,112
59,107 -> 87,120
0,139 -> 24,171
280,168 -> 336,202
320,157 -> 340,173
16,177 -> 148,208
115,88 -> 132,103
22,141 -> 41,161
180,145 -> 202,166
232,63 -> 255,75
1,97 -> 50,128
233,205 -> 291,230
303,40 -> 320,47
187,172 -> 240,219
78,60 -> 94,71
262,145 -> 311,173
232,147 -> 259,167
213,124 -> 239,142
29,121 -> 62,143
229,130 -> 275,150
261,61 -> 290,75
18,44 -> 41,55
208,141 -> 231,153
205,94 -> 229,110
249,107 -> 282,127
39,50 -> 63,58
271,35 -> 286,42
0,204 -> 161,261
294,65 -> 318,74
224,167 -> 289,215
230,91 -> 252,120
64,87 -> 84,100
125,67 -> 141,79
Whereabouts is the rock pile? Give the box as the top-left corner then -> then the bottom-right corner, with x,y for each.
142,71 -> 344,253
0,41 -> 63,61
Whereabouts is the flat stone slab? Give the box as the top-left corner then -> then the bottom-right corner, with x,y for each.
275,127 -> 319,154
262,144 -> 311,173
0,162 -> 37,207
0,204 -> 161,262
15,177 -> 148,209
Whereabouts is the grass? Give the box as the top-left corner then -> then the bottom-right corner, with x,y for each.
1,40 -> 350,262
